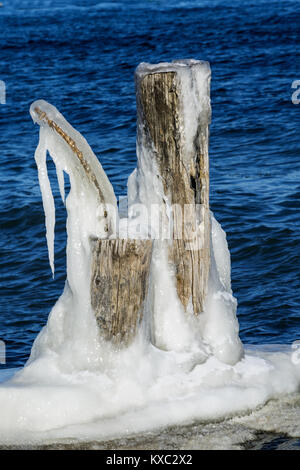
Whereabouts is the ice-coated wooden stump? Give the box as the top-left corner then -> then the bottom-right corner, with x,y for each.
31,64 -> 245,365
135,60 -> 211,315
90,59 -> 212,345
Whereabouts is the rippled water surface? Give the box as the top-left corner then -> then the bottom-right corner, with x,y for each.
0,0 -> 299,368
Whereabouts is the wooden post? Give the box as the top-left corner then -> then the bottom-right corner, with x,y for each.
90,60 -> 211,344
135,60 -> 211,315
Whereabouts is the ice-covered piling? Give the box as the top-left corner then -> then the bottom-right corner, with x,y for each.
91,60 -> 212,345
132,60 -> 211,315
31,61 -> 243,363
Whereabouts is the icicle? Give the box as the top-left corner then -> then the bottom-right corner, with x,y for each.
34,129 -> 55,277
30,99 -> 118,276
56,163 -> 65,205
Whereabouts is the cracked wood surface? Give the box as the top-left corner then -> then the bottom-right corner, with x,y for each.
137,69 -> 210,314
90,62 -> 211,345
91,239 -> 153,344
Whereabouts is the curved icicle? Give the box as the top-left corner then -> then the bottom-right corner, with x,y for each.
34,133 -> 55,277
30,99 -> 117,276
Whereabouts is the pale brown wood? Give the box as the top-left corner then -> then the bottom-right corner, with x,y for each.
90,60 -> 211,346
90,239 -> 153,344
136,63 -> 210,315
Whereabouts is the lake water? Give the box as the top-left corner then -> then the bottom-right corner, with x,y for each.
0,0 -> 299,450
1,0 -> 299,368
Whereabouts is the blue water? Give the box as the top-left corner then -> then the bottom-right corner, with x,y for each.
0,0 -> 299,369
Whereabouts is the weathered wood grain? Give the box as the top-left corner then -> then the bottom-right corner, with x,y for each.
90,239 -> 153,344
90,61 -> 211,346
136,64 -> 210,315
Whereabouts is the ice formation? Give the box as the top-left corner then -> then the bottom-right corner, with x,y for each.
28,100 -> 117,370
0,68 -> 299,447
30,100 -> 117,277
128,60 -> 243,363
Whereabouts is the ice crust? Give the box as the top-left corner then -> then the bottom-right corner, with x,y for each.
0,347 -> 299,447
